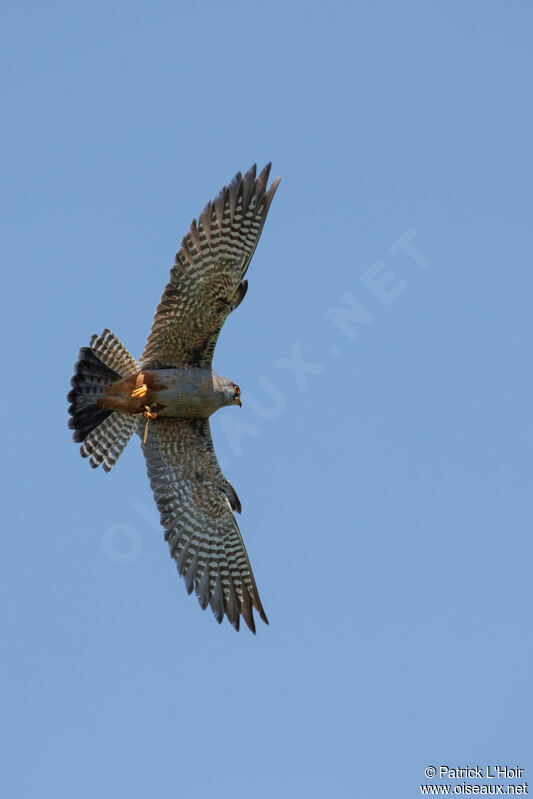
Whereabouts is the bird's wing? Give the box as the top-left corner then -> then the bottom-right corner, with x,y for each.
140,417 -> 268,632
141,163 -> 280,369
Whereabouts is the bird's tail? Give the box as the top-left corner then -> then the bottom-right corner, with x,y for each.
67,329 -> 140,472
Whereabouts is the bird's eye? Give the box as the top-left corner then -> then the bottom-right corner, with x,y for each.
234,385 -> 240,395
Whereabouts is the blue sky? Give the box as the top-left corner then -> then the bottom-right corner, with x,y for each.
2,1 -> 532,796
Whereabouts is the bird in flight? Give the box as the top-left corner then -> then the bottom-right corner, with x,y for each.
68,163 -> 280,632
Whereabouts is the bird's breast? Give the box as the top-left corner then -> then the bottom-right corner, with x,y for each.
149,369 -> 221,418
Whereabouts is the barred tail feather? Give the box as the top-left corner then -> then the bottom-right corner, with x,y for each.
68,329 -> 140,471
80,412 -> 138,472
89,329 -> 140,377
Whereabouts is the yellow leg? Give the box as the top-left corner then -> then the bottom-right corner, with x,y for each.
141,404 -> 158,446
131,385 -> 148,398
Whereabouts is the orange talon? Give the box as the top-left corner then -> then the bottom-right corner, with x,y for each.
131,385 -> 148,398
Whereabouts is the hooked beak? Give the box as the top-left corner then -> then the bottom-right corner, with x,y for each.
235,397 -> 242,407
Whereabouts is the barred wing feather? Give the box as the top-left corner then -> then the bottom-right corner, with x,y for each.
141,163 -> 280,369
140,418 -> 268,632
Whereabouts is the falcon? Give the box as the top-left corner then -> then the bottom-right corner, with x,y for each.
67,163 -> 280,633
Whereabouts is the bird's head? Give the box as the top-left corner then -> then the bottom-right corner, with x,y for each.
216,375 -> 243,408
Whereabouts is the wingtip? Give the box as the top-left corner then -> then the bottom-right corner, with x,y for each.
269,175 -> 281,196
